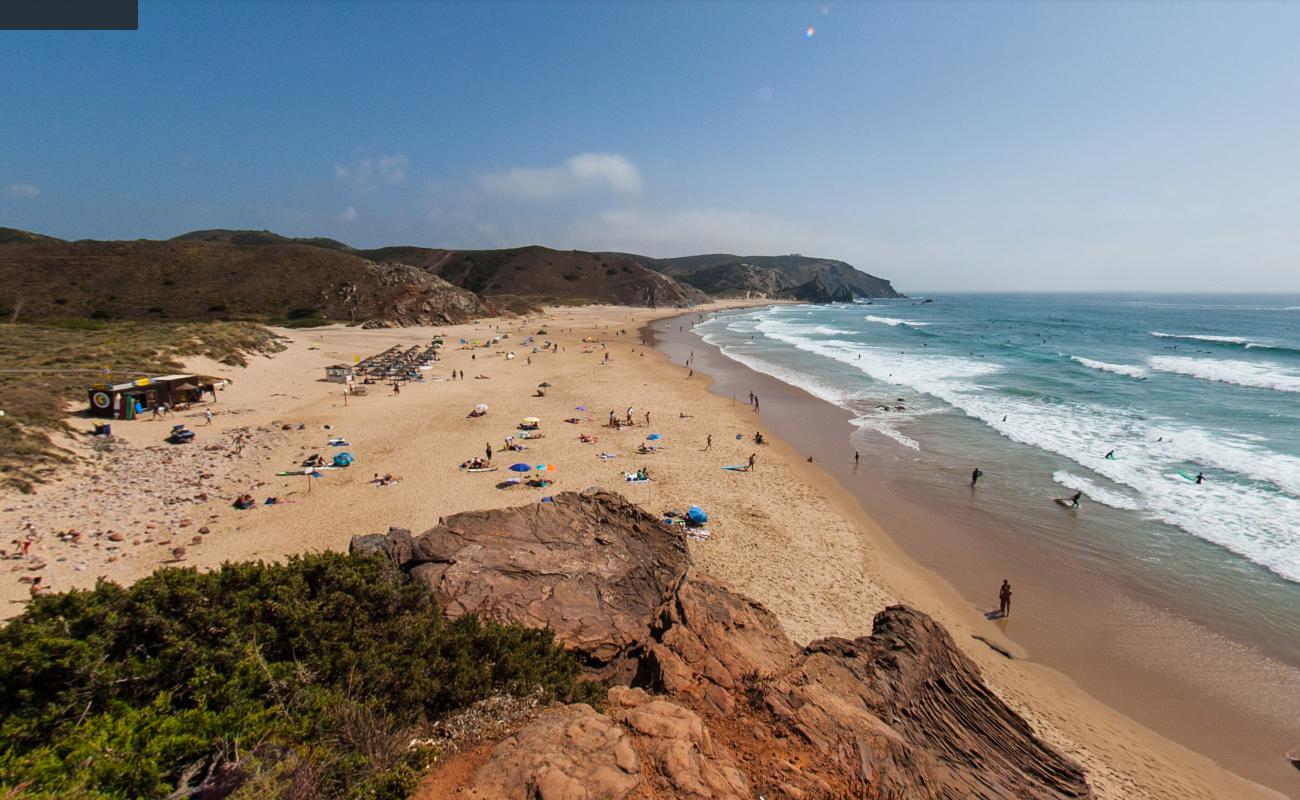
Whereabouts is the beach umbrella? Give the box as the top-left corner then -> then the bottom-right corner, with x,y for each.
509,463 -> 533,472
686,505 -> 708,525
538,382 -> 553,388
475,403 -> 489,413
646,433 -> 662,441
534,463 -> 557,472
522,416 -> 541,425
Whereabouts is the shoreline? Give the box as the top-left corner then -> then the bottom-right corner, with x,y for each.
0,300 -> 1283,799
650,306 -> 1295,799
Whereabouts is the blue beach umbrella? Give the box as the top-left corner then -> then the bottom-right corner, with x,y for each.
646,433 -> 662,441
509,463 -> 533,472
686,505 -> 708,525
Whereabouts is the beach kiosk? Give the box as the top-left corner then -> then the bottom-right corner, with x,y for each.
87,373 -> 224,419
324,364 -> 355,383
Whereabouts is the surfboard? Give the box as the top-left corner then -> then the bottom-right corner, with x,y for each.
465,467 -> 499,473
1054,498 -> 1076,508
721,465 -> 749,471
1176,470 -> 1199,481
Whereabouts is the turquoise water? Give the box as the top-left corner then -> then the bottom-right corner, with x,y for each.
697,294 -> 1300,585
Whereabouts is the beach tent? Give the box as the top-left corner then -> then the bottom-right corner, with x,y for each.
686,505 -> 708,525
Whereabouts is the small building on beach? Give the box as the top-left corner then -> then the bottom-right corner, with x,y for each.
324,364 -> 355,383
87,374 -> 225,419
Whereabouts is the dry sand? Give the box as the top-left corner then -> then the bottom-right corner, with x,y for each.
0,302 -> 1282,799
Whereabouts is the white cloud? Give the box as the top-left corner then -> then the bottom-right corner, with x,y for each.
336,206 -> 358,223
568,207 -> 855,258
377,154 -> 408,184
480,153 -> 642,199
334,153 -> 408,190
4,183 -> 40,199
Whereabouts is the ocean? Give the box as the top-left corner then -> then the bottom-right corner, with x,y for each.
693,294 -> 1300,655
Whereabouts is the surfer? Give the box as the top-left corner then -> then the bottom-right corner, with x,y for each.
1068,491 -> 1081,508
1104,450 -> 1115,460
970,467 -> 983,487
1195,472 -> 1205,484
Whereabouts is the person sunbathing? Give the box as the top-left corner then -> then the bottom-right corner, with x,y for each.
233,494 -> 256,510
579,433 -> 598,443
302,453 -> 327,468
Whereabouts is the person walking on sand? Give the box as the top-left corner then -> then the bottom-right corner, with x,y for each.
970,467 -> 983,487
854,451 -> 860,467
705,434 -> 712,451
485,442 -> 493,462
753,395 -> 760,412
998,580 -> 1013,618
204,409 -> 213,426
748,453 -> 757,471
644,411 -> 651,426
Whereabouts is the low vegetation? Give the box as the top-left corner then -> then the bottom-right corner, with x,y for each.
0,552 -> 600,799
0,321 -> 285,492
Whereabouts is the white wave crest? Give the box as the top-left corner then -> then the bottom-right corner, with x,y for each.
1071,356 -> 1148,379
1052,471 -> 1144,511
1148,356 -> 1300,394
865,315 -> 930,328
1151,331 -> 1252,344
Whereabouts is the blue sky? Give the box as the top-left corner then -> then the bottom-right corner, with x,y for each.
2,1 -> 1299,292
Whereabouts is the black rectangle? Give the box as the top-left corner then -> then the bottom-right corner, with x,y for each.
1,0 -> 138,30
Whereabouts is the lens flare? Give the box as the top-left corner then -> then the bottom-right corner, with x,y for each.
805,26 -> 815,38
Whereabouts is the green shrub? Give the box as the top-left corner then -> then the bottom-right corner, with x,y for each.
0,552 -> 599,799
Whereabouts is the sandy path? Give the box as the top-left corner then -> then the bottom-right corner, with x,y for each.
0,301 -> 1280,800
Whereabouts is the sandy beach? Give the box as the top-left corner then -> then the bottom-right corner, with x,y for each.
0,302 -> 1283,800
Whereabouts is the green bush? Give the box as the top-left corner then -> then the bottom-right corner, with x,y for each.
0,553 -> 599,799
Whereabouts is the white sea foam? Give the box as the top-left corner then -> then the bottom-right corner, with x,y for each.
701,306 -> 1300,582
1052,471 -> 1143,511
1070,356 -> 1148,379
1148,356 -> 1300,394
865,315 -> 930,328
1151,331 -> 1252,345
1150,331 -> 1300,353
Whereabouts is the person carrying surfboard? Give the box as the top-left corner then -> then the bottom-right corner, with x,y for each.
970,467 -> 983,487
1069,491 -> 1081,508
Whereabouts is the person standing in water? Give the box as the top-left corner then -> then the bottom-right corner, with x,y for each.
1105,450 -> 1116,460
854,451 -> 860,467
1069,490 -> 1082,508
970,467 -> 983,487
998,580 -> 1013,618
1195,472 -> 1205,484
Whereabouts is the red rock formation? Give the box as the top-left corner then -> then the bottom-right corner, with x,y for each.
358,490 -> 1092,799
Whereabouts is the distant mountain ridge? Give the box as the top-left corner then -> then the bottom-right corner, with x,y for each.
0,227 -> 903,326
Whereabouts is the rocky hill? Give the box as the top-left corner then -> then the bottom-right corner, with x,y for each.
171,228 -> 354,252
0,235 -> 494,326
363,244 -> 709,308
620,252 -> 903,301
354,490 -> 1092,799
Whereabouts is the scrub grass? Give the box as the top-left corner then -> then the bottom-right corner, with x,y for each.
0,321 -> 285,493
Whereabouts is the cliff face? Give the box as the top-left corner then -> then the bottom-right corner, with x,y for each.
354,490 -> 1092,799
631,252 -> 903,301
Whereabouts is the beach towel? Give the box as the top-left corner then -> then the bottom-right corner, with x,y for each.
598,453 -> 617,459
624,473 -> 651,483
686,529 -> 711,542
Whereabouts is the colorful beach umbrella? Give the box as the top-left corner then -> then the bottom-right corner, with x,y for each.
534,463 -> 557,472
509,463 -> 533,472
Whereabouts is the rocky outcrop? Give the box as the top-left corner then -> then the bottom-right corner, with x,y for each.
630,252 -> 903,301
351,491 -> 690,676
356,490 -> 1092,799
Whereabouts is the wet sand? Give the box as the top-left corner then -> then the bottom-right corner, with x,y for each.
651,311 -> 1300,798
